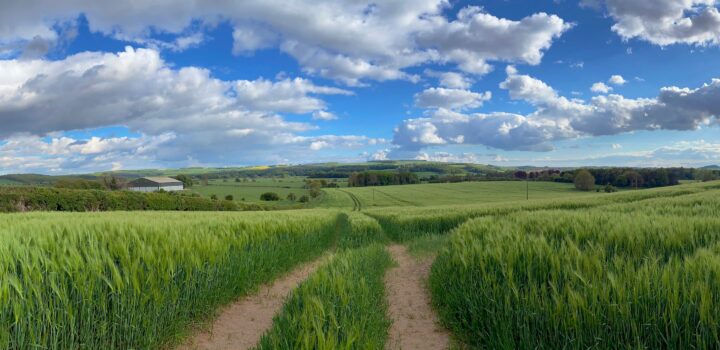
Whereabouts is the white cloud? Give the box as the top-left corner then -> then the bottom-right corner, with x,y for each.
0,133 -> 175,174
416,7 -> 572,74
609,74 -> 627,85
0,47 -> 381,171
232,23 -> 279,55
234,77 -> 351,114
586,0 -> 720,46
312,110 -> 338,121
0,1 -> 570,85
414,87 -> 491,110
425,70 -> 473,89
591,82 -> 613,93
612,143 -> 623,149
391,67 -> 720,154
369,149 -> 390,161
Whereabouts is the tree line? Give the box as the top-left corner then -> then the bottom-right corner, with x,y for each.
513,167 -> 718,189
347,171 -> 419,187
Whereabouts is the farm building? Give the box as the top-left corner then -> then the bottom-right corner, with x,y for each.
127,177 -> 184,192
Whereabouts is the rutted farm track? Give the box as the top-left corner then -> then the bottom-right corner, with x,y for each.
337,189 -> 363,211
178,257 -> 327,350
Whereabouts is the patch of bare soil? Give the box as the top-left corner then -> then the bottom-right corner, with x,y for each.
385,245 -> 451,350
177,258 -> 325,350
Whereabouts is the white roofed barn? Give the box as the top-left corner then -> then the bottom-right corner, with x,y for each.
127,177 -> 184,192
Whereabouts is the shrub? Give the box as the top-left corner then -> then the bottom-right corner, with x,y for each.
172,174 -> 193,188
0,186 -> 248,212
54,179 -> 104,190
210,194 -> 218,200
260,192 -> 280,201
286,193 -> 296,201
298,195 -> 310,203
225,194 -> 234,201
604,184 -> 618,193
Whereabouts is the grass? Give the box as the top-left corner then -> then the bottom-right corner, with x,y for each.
365,182 -> 708,241
191,177 -> 314,206
337,212 -> 389,249
4,180 -> 720,349
256,245 -> 393,350
321,181 -> 592,209
430,186 -> 720,349
0,210 -> 340,349
406,234 -> 451,258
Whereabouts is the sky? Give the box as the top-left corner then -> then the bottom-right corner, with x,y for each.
1,0 -> 720,174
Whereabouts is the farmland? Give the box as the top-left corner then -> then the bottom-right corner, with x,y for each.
190,177 -> 318,206
2,181 -> 720,349
321,180 -> 591,209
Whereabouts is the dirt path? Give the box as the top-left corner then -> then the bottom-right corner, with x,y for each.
385,245 -> 451,350
178,257 -> 326,350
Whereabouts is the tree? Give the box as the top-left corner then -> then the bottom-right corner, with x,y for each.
225,194 -> 234,201
287,193 -> 297,201
298,195 -> 310,203
701,170 -> 719,182
260,192 -> 280,201
172,174 -> 193,188
102,175 -> 125,190
574,170 -> 595,191
625,171 -> 643,189
210,194 -> 218,200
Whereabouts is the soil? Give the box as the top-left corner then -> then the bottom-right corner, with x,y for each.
385,244 -> 451,350
177,257 -> 326,350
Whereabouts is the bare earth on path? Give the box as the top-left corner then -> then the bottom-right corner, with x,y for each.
178,257 -> 326,350
385,244 -> 451,350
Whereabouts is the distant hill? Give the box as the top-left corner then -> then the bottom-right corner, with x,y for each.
3,161 -> 507,186
0,173 -> 97,186
702,165 -> 720,170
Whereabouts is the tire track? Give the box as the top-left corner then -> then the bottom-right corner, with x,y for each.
337,189 -> 362,211
385,245 -> 451,350
177,257 -> 327,350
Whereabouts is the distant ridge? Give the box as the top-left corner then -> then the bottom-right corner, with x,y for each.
702,165 -> 720,170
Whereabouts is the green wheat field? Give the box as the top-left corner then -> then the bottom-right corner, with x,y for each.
2,180 -> 720,349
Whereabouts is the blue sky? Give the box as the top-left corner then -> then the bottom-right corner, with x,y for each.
1,0 -> 720,174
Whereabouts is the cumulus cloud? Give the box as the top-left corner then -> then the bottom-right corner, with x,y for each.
0,1 -> 570,84
0,47 -> 380,171
391,67 -> 720,155
591,82 -> 613,93
312,110 -> 338,121
416,6 -> 572,74
414,87 -> 491,110
585,0 -> 720,46
0,133 -> 175,174
425,70 -> 473,89
401,140 -> 720,167
368,149 -> 390,161
234,77 -> 351,114
609,74 -> 627,85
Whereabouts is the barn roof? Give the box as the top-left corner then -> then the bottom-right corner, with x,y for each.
128,176 -> 183,186
143,176 -> 183,184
